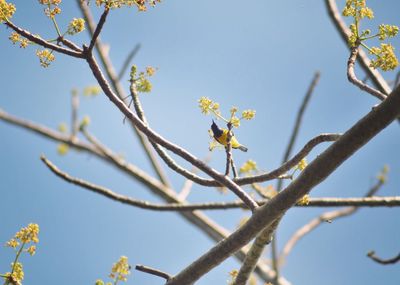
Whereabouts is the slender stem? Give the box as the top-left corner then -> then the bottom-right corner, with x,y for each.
135,265 -> 171,281
87,8 -> 109,54
11,242 -> 26,275
347,45 -> 387,100
367,251 -> 400,265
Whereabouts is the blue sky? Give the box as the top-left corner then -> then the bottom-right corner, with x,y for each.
1,1 -> 399,284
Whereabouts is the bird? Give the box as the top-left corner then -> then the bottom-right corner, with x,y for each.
210,120 -> 248,152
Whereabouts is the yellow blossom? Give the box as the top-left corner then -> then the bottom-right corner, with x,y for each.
198,97 -> 213,114
136,77 -> 152,93
14,223 -> 39,244
36,49 -> 56,68
109,256 -> 130,282
241,109 -> 256,120
4,262 -> 24,284
57,143 -> 69,155
26,245 -> 36,256
9,32 -> 20,44
369,43 -> 398,71
67,18 -> 85,35
378,24 -> 399,41
83,85 -> 102,96
19,38 -> 29,48
230,116 -> 240,128
58,122 -> 68,133
0,0 -> 16,22
5,238 -> 19,248
239,160 -> 257,174
146,66 -> 156,76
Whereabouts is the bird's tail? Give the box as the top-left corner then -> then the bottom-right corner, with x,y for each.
237,145 -> 248,152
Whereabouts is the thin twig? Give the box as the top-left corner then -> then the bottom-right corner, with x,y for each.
367,251 -> 400,265
225,124 -> 233,176
71,91 -> 79,137
325,0 -> 391,96
57,36 -> 83,52
280,177 -> 384,265
118,44 -> 141,80
347,46 -> 387,101
5,21 -> 84,58
135,265 -> 171,281
87,8 -> 109,54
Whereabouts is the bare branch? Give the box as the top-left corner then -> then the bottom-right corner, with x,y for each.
135,265 -> 171,281
347,46 -> 387,100
57,37 -> 83,52
165,83 -> 400,285
367,251 -> 400,265
71,91 -> 79,137
87,8 -> 109,54
5,21 -> 84,58
325,0 -> 391,96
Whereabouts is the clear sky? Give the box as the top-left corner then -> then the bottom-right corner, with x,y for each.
1,1 -> 399,284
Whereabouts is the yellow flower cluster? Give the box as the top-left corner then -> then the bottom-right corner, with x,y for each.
242,109 -> 256,120
4,262 -> 24,285
239,159 -> 257,174
83,85 -> 102,96
198,97 -> 256,129
7,223 -> 40,246
8,32 -> 30,48
36,49 -> 55,67
342,0 -> 399,71
39,0 -> 62,18
378,24 -> 399,41
369,43 -> 398,71
0,0 -> 16,22
342,0 -> 373,20
129,65 -> 156,93
2,224 -> 40,284
109,256 -> 130,282
67,18 -> 85,35
57,143 -> 69,155
95,0 -> 161,12
297,194 -> 310,206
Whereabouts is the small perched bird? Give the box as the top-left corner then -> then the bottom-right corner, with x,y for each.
210,120 -> 248,152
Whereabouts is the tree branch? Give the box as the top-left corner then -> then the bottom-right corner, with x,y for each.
4,21 -> 84,58
135,265 -> 171,281
367,251 -> 400,265
87,8 -> 109,54
347,46 -> 387,101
